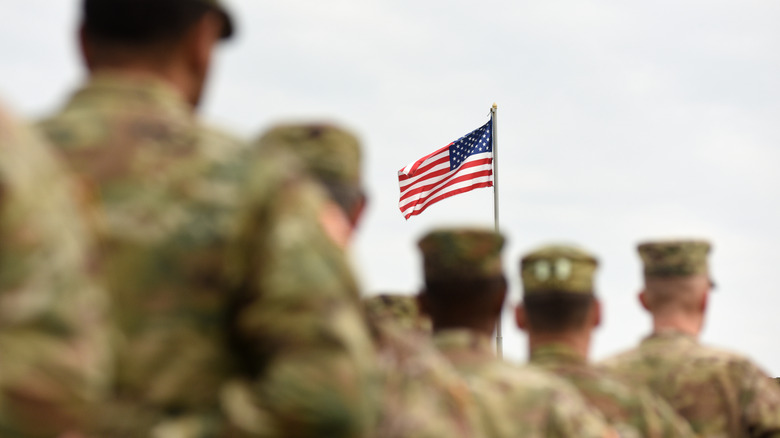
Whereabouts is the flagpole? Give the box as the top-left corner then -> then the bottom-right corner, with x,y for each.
491,103 -> 503,359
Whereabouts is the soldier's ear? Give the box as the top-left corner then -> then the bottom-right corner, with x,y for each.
592,299 -> 602,328
514,304 -> 528,331
699,289 -> 708,313
78,24 -> 96,72
638,289 -> 650,311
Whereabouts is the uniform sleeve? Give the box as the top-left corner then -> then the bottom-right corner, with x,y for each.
738,360 -> 780,437
546,384 -> 616,438
0,107 -> 112,437
225,149 -> 379,437
635,386 -> 696,438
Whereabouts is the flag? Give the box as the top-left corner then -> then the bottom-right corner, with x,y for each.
398,117 -> 493,220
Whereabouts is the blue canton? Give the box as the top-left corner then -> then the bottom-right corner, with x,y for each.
448,117 -> 492,170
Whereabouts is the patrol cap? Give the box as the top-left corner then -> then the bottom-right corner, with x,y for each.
418,228 -> 505,283
520,245 -> 598,296
256,124 -> 362,187
364,294 -> 430,332
637,240 -> 711,278
83,0 -> 235,40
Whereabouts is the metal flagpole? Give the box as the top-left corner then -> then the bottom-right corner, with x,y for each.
491,103 -> 503,359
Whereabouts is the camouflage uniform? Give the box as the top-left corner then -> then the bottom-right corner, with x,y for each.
420,229 -> 616,438
38,73 -> 378,437
601,240 -> 780,438
435,330 -> 617,438
0,104 -> 111,436
256,125 -> 483,437
521,245 -> 695,438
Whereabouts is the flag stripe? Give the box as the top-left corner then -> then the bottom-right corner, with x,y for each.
399,154 -> 492,194
398,154 -> 450,183
400,145 -> 450,176
399,159 -> 493,203
402,178 -> 494,219
399,169 -> 494,213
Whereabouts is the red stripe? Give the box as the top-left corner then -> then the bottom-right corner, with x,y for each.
399,169 -> 493,212
398,155 -> 450,183
399,158 -> 493,199
401,144 -> 451,176
403,182 -> 494,219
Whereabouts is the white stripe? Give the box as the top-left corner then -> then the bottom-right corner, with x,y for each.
400,174 -> 494,215
400,149 -> 449,176
399,151 -> 492,191
399,167 -> 493,212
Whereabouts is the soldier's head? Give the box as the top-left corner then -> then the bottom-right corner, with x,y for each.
636,240 -> 713,330
515,245 -> 602,341
416,228 -> 507,335
79,0 -> 234,107
255,123 -> 367,237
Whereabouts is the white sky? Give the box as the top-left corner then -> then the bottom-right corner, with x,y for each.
2,0 -> 779,374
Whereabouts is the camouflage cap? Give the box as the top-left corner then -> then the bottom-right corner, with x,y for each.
637,240 -> 711,278
418,228 -> 505,282
256,123 -> 362,187
363,294 -> 430,332
520,245 -> 599,296
83,0 -> 235,39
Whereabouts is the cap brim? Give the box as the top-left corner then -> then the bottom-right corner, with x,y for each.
217,10 -> 234,39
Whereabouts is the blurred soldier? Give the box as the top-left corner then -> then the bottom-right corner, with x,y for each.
38,2 -> 378,437
516,245 -> 695,437
600,240 -> 780,437
0,103 -> 111,437
255,124 -> 484,437
418,229 -> 618,438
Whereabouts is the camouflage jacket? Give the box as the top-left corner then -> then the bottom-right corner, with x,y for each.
530,343 -> 695,438
601,331 -> 780,438
434,329 -> 614,438
38,74 -> 378,437
0,104 -> 111,437
368,322 -> 483,438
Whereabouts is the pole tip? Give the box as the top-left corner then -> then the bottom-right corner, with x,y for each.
492,102 -> 498,109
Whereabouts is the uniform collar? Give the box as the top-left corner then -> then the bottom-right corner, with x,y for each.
530,343 -> 587,366
66,72 -> 192,118
642,329 -> 698,346
433,328 -> 494,357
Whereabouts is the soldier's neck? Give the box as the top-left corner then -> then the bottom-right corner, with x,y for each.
528,330 -> 591,360
651,313 -> 702,339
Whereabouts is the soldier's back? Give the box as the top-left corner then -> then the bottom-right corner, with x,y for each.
435,329 -> 614,438
0,103 -> 111,437
39,74 -> 378,437
532,343 -> 695,438
601,331 -> 780,437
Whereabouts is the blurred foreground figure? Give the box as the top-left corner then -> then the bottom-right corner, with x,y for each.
600,240 -> 780,437
517,245 -> 695,437
418,229 -> 617,438
256,124 -> 483,437
39,2 -> 377,436
0,104 -> 111,437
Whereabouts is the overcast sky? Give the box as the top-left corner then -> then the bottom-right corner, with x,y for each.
2,0 -> 779,373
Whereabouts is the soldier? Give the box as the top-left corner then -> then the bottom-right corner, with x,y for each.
38,2 -> 378,436
600,240 -> 780,437
255,124 -> 484,437
0,103 -> 111,437
516,245 -> 695,437
417,228 -> 618,438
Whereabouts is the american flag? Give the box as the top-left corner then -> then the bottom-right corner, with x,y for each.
398,118 -> 493,220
